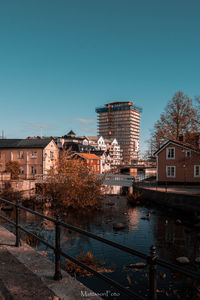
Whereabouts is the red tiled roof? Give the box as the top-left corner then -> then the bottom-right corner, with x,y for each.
76,153 -> 100,160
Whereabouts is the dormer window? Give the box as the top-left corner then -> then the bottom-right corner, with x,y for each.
166,147 -> 175,159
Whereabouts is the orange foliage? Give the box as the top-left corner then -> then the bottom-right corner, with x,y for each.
40,150 -> 103,209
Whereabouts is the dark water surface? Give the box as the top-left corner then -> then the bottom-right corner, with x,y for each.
1,196 -> 200,299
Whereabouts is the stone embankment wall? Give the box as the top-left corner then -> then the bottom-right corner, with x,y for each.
0,179 -> 36,198
133,185 -> 200,213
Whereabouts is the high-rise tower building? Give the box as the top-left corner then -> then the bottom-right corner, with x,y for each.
96,101 -> 142,164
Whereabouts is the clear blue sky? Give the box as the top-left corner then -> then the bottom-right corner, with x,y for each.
1,0 -> 200,154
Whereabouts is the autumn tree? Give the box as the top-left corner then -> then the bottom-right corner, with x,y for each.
5,161 -> 20,179
195,95 -> 200,124
149,91 -> 199,153
39,150 -> 103,209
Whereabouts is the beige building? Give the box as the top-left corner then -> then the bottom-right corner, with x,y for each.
0,139 -> 59,179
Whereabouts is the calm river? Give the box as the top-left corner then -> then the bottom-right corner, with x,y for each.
1,196 -> 200,299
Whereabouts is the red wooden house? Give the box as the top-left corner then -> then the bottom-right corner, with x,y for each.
74,153 -> 101,174
154,140 -> 200,184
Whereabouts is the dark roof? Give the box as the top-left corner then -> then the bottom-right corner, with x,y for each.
62,135 -> 85,141
154,139 -> 200,155
0,139 -> 53,149
90,150 -> 105,157
64,143 -> 93,152
67,130 -> 76,136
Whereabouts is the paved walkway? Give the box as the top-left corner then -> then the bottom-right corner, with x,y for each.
0,225 -> 101,300
0,247 -> 56,300
140,185 -> 200,195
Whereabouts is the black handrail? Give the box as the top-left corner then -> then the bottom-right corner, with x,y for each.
0,197 -> 199,300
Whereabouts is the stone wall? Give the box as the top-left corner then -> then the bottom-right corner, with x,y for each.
0,179 -> 36,198
133,185 -> 200,213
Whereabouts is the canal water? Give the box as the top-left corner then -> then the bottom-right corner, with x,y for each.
1,196 -> 200,299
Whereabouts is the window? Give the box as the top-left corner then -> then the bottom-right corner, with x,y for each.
166,166 -> 176,178
194,165 -> 200,177
0,152 -> 1,159
17,151 -> 24,159
30,151 -> 37,158
166,147 -> 175,159
30,166 -> 37,175
19,168 -> 24,175
185,150 -> 191,158
50,151 -> 54,159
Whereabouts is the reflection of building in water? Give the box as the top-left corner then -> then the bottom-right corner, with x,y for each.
103,185 -> 121,195
127,209 -> 140,231
155,216 -> 200,261
42,208 -> 55,230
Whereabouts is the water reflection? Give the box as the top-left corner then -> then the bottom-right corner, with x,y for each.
155,215 -> 200,267
1,196 -> 200,299
127,209 -> 140,231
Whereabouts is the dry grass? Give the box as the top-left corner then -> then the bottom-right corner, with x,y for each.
65,251 -> 114,277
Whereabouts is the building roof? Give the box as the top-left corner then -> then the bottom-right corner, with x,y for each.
154,139 -> 200,155
86,136 -> 115,144
90,150 -> 105,157
96,101 -> 142,113
104,138 -> 113,144
65,143 -> 95,152
75,153 -> 100,160
66,130 -> 76,136
0,139 -> 53,149
106,101 -> 133,106
86,136 -> 99,142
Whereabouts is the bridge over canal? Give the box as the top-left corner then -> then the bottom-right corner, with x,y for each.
98,174 -> 134,187
36,174 -> 134,187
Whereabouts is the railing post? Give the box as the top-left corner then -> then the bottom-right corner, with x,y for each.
54,215 -> 62,280
15,199 -> 20,247
149,245 -> 157,300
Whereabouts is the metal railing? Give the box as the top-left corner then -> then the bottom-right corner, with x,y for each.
0,197 -> 199,300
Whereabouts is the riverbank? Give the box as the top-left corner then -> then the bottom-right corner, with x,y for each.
1,195 -> 200,299
132,184 -> 200,214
